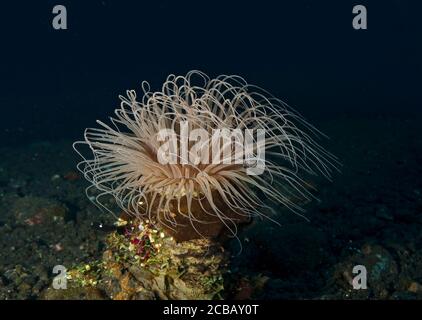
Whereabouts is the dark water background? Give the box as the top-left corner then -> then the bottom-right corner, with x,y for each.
1,0 -> 420,146
0,0 -> 422,300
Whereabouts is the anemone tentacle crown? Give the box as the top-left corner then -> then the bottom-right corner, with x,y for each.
74,71 -> 338,241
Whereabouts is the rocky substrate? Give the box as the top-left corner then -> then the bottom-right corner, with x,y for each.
41,221 -> 229,300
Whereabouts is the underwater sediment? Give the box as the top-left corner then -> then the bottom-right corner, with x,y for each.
1,116 -> 422,300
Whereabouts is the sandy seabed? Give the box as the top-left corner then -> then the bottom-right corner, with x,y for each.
0,113 -> 421,299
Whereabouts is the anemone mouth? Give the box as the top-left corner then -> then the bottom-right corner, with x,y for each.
73,70 -> 339,241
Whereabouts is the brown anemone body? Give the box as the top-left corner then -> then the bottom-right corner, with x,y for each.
141,190 -> 250,242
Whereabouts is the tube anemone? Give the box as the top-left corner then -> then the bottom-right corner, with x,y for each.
74,71 -> 338,241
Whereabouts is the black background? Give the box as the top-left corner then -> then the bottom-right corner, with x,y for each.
0,0 -> 420,146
